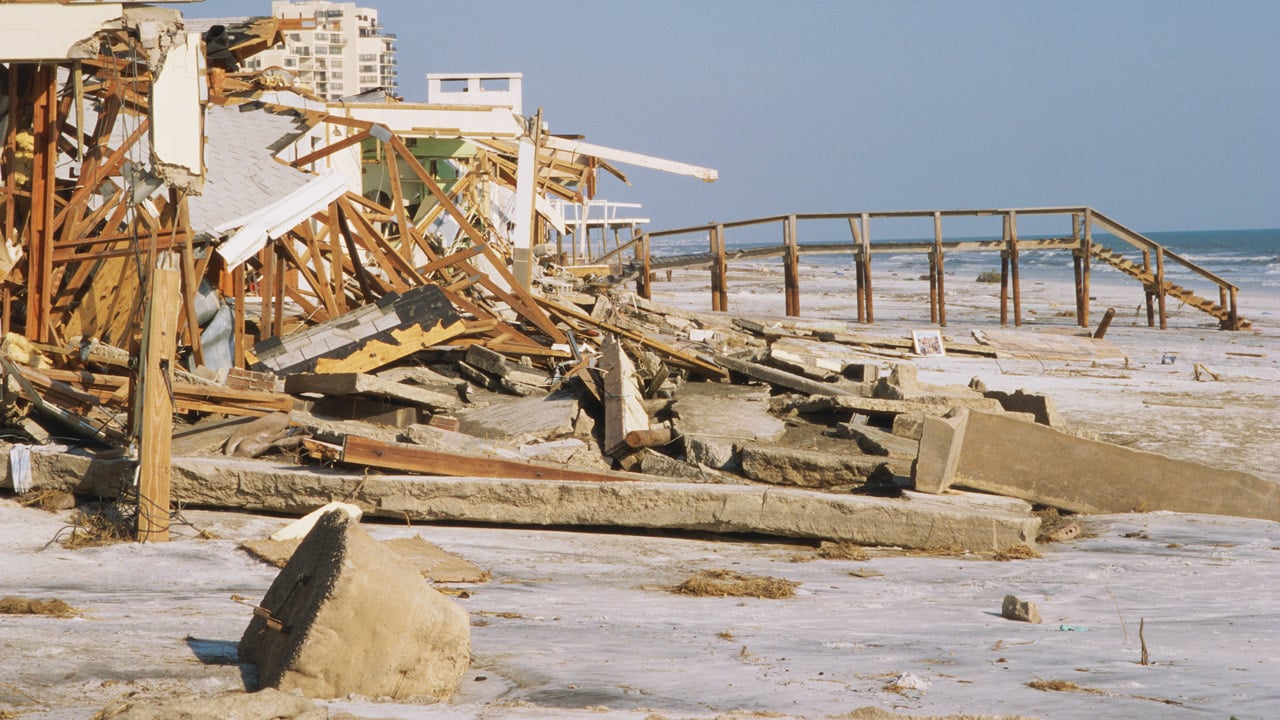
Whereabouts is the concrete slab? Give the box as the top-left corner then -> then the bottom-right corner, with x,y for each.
672,382 -> 785,471
739,445 -> 899,488
11,450 -> 1038,551
914,408 -> 1280,521
455,390 -> 578,440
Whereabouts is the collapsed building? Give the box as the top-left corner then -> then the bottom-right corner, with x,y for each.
1,0 -> 1273,556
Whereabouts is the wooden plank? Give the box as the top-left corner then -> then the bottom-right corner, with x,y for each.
536,295 -> 727,379
713,354 -> 859,398
137,256 -> 181,542
312,319 -> 469,374
284,372 -> 460,411
340,433 -> 645,483
598,335 -> 651,456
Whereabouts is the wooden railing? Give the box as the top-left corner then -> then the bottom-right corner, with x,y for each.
599,207 -> 1246,331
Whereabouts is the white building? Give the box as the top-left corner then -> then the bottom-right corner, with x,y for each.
245,1 -> 397,101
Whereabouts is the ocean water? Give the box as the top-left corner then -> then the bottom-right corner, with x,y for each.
650,227 -> 1280,294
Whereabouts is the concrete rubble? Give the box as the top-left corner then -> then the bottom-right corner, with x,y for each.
240,510 -> 470,700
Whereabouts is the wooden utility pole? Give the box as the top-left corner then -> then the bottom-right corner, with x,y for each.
136,253 -> 182,542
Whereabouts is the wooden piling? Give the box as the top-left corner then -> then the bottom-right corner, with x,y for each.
1071,213 -> 1085,328
1000,251 -> 1009,327
1082,208 -> 1093,326
928,252 -> 938,324
933,211 -> 946,327
1155,247 -> 1167,330
849,217 -> 865,323
860,213 -> 874,324
1008,211 -> 1022,327
783,214 -> 799,317
711,224 -> 728,312
637,232 -> 651,299
137,254 -> 182,542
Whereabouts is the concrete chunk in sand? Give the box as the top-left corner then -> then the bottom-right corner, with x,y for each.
239,510 -> 470,700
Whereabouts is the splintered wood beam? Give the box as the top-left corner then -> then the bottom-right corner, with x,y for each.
339,433 -> 643,483
386,135 -> 566,343
291,128 -> 371,168
324,203 -> 348,312
276,233 -> 338,317
27,65 -> 60,343
334,201 -> 381,302
384,145 -> 413,261
536,295 -> 728,380
312,319 -> 470,374
599,334 -> 651,456
336,195 -> 418,291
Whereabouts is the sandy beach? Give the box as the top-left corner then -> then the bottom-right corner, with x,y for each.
2,262 -> 1278,720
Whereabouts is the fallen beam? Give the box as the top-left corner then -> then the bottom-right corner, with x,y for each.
9,449 -> 1039,551
915,408 -> 1280,522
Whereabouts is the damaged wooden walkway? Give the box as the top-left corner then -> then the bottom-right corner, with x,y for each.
617,207 -> 1249,331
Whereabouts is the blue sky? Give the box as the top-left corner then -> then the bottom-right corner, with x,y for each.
179,0 -> 1279,235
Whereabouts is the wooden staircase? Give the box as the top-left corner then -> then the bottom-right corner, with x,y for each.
1089,245 -> 1251,330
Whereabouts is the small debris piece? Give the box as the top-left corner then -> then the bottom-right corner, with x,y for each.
672,569 -> 798,599
0,596 -> 77,617
1001,594 -> 1043,624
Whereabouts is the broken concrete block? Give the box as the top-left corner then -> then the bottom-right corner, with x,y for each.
891,411 -> 926,440
872,363 -> 919,400
836,423 -> 920,459
1001,594 -> 1042,624
239,510 -> 470,700
914,407 -> 1280,522
739,444 -> 895,488
673,382 -> 785,472
913,411 -> 969,494
269,501 -> 362,542
982,388 -> 1060,427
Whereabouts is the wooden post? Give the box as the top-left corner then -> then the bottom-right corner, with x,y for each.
259,244 -> 275,339
136,254 -> 182,542
27,65 -> 58,343
849,217 -> 865,323
928,251 -> 938,324
232,262 -> 246,369
1141,248 -> 1155,327
1071,213 -> 1084,327
1000,216 -> 1010,327
1082,208 -> 1093,326
2,65 -> 18,253
637,232 -> 651,300
1155,247 -> 1167,329
1008,210 -> 1022,327
1228,286 -> 1238,330
783,214 -> 799,317
711,224 -> 728,312
860,213 -> 874,324
933,211 -> 946,327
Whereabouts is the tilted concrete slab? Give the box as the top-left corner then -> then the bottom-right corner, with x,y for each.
9,448 -> 1038,551
914,408 -> 1280,522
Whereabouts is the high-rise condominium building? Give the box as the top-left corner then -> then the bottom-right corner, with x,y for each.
244,1 -> 397,101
